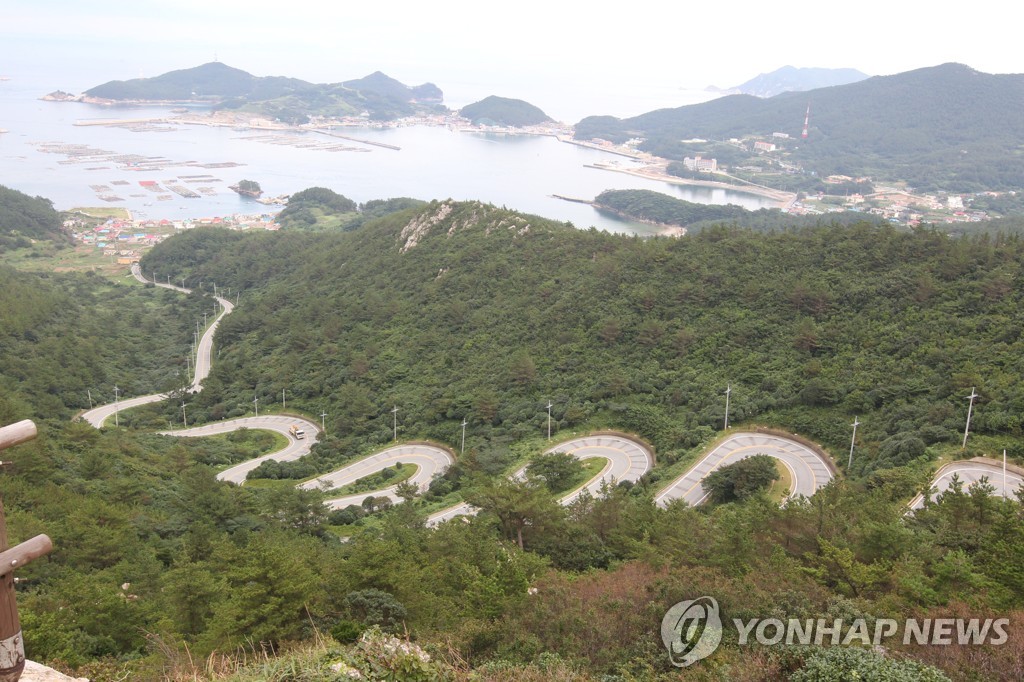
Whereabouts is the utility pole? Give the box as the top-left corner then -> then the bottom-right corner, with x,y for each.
282,388 -> 286,410
203,311 -> 207,328
87,389 -> 93,410
546,401 -> 553,440
724,384 -> 732,431
1003,449 -> 1008,499
461,417 -> 467,455
962,387 -> 978,449
213,283 -> 218,297
849,416 -> 860,469
392,405 -> 399,441
320,411 -> 327,433
113,385 -> 120,427
181,401 -> 187,426
253,395 -> 258,417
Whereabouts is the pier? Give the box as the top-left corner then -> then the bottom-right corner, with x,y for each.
311,129 -> 401,151
551,194 -> 593,205
73,117 -> 167,127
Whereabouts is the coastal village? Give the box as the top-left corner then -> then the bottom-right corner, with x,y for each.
65,212 -> 280,265
51,105 -> 1002,256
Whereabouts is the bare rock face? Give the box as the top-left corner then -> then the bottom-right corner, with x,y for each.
22,660 -> 89,682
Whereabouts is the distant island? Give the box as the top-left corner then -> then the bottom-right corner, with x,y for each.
458,96 -> 552,127
66,62 -> 447,122
44,61 -> 1024,219
712,65 -> 870,98
229,179 -> 262,198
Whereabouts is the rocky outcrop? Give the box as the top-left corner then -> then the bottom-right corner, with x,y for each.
22,660 -> 88,682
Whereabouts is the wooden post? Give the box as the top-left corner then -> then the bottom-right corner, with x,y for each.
0,421 -> 53,682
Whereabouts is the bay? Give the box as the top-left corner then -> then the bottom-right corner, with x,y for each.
0,83 -> 777,236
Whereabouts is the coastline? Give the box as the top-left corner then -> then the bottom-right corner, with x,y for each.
583,161 -> 795,208
49,95 -> 793,209
551,134 -> 795,208
551,194 -> 686,237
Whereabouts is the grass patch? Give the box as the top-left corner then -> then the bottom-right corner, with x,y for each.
68,206 -> 132,220
767,458 -> 793,503
559,456 -> 610,496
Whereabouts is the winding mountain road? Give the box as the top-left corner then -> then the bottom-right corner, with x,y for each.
426,434 -> 654,526
300,443 -> 454,510
160,415 -> 321,484
654,432 -> 835,507
908,457 -> 1024,510
78,266 -> 1019,519
80,265 -> 233,427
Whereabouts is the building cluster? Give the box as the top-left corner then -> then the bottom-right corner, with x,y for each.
785,188 -> 993,226
66,213 -> 280,262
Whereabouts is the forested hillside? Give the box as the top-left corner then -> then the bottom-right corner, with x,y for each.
459,96 -> 551,126
576,64 -> 1024,192
141,202 -> 1024,480
4,201 -> 1024,680
0,265 -> 208,421
84,62 -> 446,121
0,184 -> 69,249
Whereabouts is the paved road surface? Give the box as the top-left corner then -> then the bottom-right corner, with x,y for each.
654,432 -> 835,507
908,458 -> 1024,510
426,433 -> 654,526
158,415 -> 321,484
83,268 -> 1021,516
81,266 -> 232,427
131,264 -> 234,393
300,443 -> 454,510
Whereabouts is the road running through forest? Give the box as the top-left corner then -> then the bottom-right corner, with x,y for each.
79,266 -> 1016,519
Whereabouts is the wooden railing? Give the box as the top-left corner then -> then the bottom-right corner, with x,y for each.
0,421 -> 53,682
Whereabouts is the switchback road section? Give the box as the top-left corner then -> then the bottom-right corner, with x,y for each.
653,432 -> 835,507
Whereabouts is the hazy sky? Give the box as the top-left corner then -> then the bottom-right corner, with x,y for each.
4,0 -> 1021,121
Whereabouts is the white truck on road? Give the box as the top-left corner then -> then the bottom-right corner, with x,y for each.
289,424 -> 306,440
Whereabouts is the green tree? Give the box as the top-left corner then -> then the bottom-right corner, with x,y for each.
465,477 -> 562,550
703,455 -> 780,503
526,452 -> 583,493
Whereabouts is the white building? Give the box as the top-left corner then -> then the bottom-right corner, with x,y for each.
683,155 -> 718,172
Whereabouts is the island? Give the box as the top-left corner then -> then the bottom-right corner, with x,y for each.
459,96 -> 552,128
229,179 -> 262,198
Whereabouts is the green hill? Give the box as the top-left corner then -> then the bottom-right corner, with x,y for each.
342,71 -> 443,103
84,62 -> 446,121
0,184 -> 69,249
140,200 -> 1024,477
5,197 -> 1024,679
576,63 -> 1024,193
460,95 -> 552,126
85,61 -> 312,101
